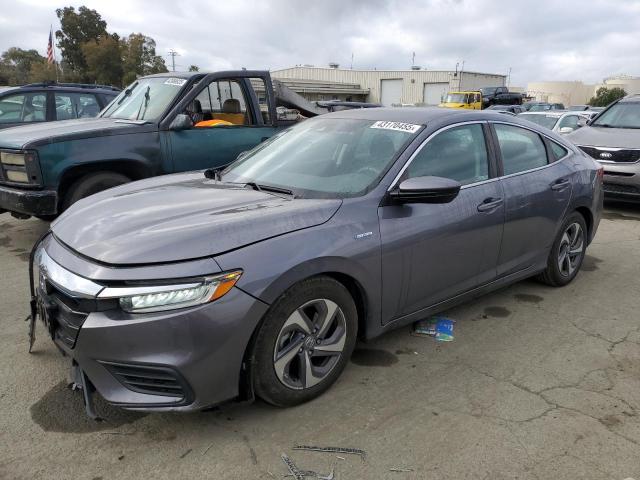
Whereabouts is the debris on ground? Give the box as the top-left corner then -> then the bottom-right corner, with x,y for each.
283,467 -> 335,479
293,445 -> 366,461
412,316 -> 455,341
281,453 -> 305,480
390,467 -> 414,472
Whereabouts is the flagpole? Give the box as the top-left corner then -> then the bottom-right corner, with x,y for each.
51,25 -> 59,82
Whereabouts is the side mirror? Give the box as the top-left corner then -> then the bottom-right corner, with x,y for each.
388,176 -> 461,204
577,117 -> 589,128
169,113 -> 193,131
559,126 -> 575,134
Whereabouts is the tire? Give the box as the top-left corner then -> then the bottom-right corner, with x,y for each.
252,276 -> 358,407
61,172 -> 130,211
538,212 -> 588,287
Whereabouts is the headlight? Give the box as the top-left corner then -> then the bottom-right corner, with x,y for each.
1,152 -> 26,166
97,270 -> 243,313
0,150 -> 41,185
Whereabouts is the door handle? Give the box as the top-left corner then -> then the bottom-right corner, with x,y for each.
477,197 -> 503,212
551,179 -> 570,191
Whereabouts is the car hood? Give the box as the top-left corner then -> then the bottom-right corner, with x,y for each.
0,117 -> 147,149
51,172 -> 342,265
567,126 -> 640,149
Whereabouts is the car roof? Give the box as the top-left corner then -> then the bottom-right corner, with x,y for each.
1,83 -> 120,94
619,94 -> 640,103
520,111 -> 565,117
324,106 -> 565,126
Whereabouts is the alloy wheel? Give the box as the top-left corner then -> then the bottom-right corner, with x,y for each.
273,299 -> 347,390
557,222 -> 584,277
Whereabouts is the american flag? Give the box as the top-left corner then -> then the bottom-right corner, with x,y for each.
46,29 -> 54,64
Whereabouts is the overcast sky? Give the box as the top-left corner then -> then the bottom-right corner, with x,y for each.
1,0 -> 639,86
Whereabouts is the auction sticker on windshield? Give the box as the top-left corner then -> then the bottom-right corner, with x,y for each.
370,121 -> 421,133
164,78 -> 187,87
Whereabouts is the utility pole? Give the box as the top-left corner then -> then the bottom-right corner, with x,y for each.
507,67 -> 512,87
412,51 -> 415,67
168,49 -> 180,72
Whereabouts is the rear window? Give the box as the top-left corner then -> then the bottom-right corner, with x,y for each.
549,141 -> 569,161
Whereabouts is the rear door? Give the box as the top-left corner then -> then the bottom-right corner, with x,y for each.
379,122 -> 504,321
490,122 -> 574,276
163,72 -> 278,172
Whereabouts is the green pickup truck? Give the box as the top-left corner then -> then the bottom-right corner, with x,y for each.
0,70 -> 338,219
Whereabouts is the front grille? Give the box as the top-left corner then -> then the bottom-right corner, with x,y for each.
49,294 -> 88,348
603,183 -> 640,195
40,281 -> 117,350
101,361 -> 191,400
580,146 -> 640,163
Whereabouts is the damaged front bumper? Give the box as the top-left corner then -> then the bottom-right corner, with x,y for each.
27,235 -> 269,416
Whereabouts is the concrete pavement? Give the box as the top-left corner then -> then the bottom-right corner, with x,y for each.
1,204 -> 639,479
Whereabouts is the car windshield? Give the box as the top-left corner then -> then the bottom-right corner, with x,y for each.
101,77 -> 187,121
445,93 -> 467,103
591,102 -> 640,129
222,118 -> 420,199
480,87 -> 498,95
520,113 -> 559,129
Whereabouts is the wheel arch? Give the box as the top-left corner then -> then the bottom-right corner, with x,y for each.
57,160 -> 152,207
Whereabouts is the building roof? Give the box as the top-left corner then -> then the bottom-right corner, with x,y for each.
273,66 -> 506,78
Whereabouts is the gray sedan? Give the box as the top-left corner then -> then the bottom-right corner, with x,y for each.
31,108 -> 603,414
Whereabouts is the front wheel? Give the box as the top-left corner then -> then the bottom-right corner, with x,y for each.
538,212 -> 587,287
252,276 -> 358,407
61,172 -> 130,212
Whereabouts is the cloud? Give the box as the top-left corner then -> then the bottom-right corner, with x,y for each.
1,0 -> 639,86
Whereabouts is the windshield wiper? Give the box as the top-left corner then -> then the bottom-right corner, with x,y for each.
245,182 -> 294,199
204,167 -> 225,181
116,81 -> 139,105
136,86 -> 151,120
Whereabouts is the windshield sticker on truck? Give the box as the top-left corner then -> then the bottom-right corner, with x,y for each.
164,78 -> 187,87
370,121 -> 421,133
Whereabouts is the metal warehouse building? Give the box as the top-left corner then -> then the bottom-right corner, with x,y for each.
271,65 -> 506,106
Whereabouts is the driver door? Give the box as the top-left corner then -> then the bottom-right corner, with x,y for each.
163,73 -> 277,172
378,122 -> 504,322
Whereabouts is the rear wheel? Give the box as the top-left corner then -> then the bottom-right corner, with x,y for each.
252,276 -> 358,407
538,212 -> 587,287
61,172 -> 130,211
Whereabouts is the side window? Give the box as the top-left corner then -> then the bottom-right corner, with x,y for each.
249,77 -> 271,124
0,93 -> 46,123
77,94 -> 100,117
557,115 -> 580,130
494,124 -> 548,175
549,141 -> 569,161
55,93 -> 77,120
404,124 -> 489,186
190,79 -> 251,126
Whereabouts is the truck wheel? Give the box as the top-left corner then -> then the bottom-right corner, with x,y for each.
61,172 -> 130,211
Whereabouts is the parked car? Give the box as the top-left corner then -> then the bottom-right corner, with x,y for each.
569,105 -> 590,111
487,104 -> 525,114
0,71 -> 346,220
0,82 -> 119,129
568,93 -> 640,201
480,86 -> 523,108
439,91 -> 482,109
523,102 -> 566,112
519,111 -> 593,134
30,107 -> 603,415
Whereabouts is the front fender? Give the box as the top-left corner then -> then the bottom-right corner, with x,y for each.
215,199 -> 383,338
